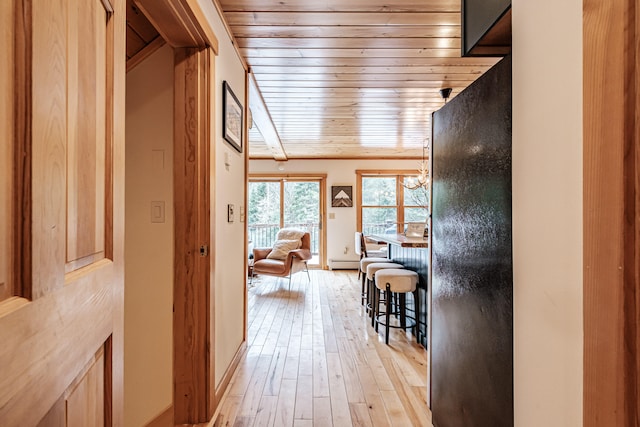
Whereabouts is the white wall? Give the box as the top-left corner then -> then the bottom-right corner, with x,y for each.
197,0 -> 248,388
512,1 -> 583,425
124,45 -> 174,427
250,159 -> 418,263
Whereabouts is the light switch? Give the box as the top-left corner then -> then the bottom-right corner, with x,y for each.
151,201 -> 165,223
329,213 -> 336,219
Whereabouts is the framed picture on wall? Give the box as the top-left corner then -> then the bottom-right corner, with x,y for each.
223,81 -> 243,153
331,186 -> 353,207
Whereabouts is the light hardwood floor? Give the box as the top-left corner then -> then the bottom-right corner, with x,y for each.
213,270 -> 431,427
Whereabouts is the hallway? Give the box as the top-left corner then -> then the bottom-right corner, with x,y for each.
214,270 -> 430,427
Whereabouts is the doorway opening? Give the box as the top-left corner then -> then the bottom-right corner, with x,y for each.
248,175 -> 327,268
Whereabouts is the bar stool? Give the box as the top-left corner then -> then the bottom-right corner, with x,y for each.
355,232 -> 388,305
360,257 -> 391,305
365,262 -> 404,323
373,268 -> 419,344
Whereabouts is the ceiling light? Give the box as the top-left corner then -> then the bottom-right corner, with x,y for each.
403,141 -> 429,190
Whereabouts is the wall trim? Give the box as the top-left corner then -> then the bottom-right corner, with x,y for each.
213,342 -> 247,418
144,404 -> 173,427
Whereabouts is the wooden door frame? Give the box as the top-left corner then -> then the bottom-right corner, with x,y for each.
583,0 -> 639,425
133,0 -> 219,423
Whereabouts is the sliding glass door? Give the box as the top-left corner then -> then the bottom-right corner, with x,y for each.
248,176 -> 326,268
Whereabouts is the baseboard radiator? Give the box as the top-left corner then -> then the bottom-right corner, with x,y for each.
328,259 -> 360,270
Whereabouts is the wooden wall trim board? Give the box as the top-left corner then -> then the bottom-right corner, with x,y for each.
243,69 -> 249,341
173,47 -> 212,424
214,342 -> 247,407
250,156 -> 423,161
248,72 -> 287,160
134,0 -> 218,52
126,36 -> 166,72
207,46 -> 217,420
583,0 -> 639,425
248,173 -> 328,179
211,0 -> 248,70
144,404 -> 173,427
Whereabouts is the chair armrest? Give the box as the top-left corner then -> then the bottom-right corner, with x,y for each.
289,248 -> 312,261
253,247 -> 272,261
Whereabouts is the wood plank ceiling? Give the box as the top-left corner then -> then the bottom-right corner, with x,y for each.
218,0 -> 500,160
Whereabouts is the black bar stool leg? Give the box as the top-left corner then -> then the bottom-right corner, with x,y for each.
413,289 -> 420,342
399,293 -> 406,329
372,285 -> 379,330
385,284 -> 392,345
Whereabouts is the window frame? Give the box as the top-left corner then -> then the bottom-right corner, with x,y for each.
356,170 -> 429,236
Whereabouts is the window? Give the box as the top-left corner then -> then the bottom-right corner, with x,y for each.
248,175 -> 327,267
357,171 -> 429,235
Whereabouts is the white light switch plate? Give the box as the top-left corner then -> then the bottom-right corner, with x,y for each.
151,201 -> 165,223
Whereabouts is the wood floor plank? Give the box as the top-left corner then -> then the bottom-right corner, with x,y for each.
294,374 -> 313,420
380,358 -> 429,427
263,346 -> 287,396
312,346 -> 330,397
365,348 -> 395,391
349,403 -> 374,427
215,270 -> 432,426
237,355 -> 273,418
213,395 -> 242,427
326,352 -> 353,426
232,416 -> 254,427
253,395 -> 278,427
356,363 -> 393,427
274,378 -> 297,427
337,338 -> 367,403
283,351 -> 300,380
380,390 -> 414,427
313,397 -> 333,427
298,349 -> 313,376
227,348 -> 262,397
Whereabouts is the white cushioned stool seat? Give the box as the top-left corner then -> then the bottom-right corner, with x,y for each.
374,269 -> 418,293
366,262 -> 404,278
360,257 -> 389,273
371,268 -> 419,345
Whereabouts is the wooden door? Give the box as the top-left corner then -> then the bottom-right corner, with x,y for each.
0,0 -> 125,425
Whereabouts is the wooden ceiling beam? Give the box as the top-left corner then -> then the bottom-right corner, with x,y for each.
248,73 -> 287,160
135,0 -> 218,52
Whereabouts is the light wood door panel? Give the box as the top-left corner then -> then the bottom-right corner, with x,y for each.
66,349 -> 105,427
66,0 -> 108,268
0,0 -> 125,425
